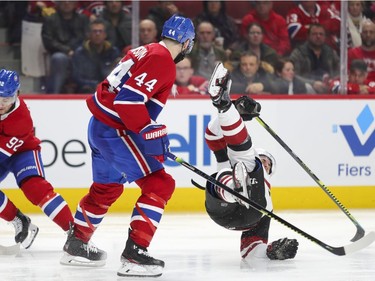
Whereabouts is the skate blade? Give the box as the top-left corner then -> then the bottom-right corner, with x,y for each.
21,223 -> 39,249
60,253 -> 106,267
117,261 -> 163,277
208,62 -> 229,98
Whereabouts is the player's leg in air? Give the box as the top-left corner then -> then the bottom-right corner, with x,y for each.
205,62 -> 298,261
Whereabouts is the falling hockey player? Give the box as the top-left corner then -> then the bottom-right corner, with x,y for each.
204,62 -> 299,261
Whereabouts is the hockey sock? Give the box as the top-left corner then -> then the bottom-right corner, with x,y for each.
21,177 -> 73,231
0,191 -> 18,221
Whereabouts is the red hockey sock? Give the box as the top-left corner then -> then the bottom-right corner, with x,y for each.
0,191 -> 18,221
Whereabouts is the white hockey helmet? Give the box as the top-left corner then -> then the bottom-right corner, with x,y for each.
255,148 -> 276,177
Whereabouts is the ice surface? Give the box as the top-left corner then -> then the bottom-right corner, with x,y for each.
0,210 -> 374,281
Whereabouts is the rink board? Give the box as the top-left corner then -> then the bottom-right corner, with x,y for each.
3,186 -> 375,213
2,95 -> 375,211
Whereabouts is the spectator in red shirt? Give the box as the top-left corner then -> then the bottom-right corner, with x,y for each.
172,57 -> 208,96
330,59 -> 375,94
286,1 -> 340,50
240,1 -> 291,56
348,20 -> 375,82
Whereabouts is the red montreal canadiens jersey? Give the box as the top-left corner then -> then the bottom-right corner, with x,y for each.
348,48 -> 375,82
286,3 -> 340,47
87,42 -> 176,133
0,98 -> 40,160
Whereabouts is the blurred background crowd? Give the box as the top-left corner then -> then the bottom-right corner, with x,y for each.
0,0 -> 374,95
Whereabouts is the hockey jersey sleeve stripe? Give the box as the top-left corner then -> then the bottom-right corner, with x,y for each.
149,97 -> 164,108
121,84 -> 148,101
146,99 -> 164,121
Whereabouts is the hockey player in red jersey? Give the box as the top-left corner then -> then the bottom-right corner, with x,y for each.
0,69 -> 73,249
204,63 -> 298,262
60,15 -> 195,277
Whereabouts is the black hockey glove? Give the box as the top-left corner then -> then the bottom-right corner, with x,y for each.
266,238 -> 299,260
233,96 -> 261,121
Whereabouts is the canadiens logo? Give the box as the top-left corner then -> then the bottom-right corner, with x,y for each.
132,46 -> 147,60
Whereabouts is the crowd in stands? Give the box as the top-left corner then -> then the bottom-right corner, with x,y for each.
1,0 -> 375,95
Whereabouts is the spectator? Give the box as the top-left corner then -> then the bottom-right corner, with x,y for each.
348,20 -> 375,82
26,1 -> 56,23
148,1 -> 182,40
330,59 -> 375,94
72,19 -> 120,93
189,21 -> 227,80
41,1 -> 89,93
98,1 -> 132,53
348,1 -> 369,48
79,1 -> 106,18
194,1 -> 239,51
230,51 -> 276,95
123,19 -> 158,54
172,57 -> 208,96
231,23 -> 279,74
240,1 -> 291,56
289,23 -> 340,94
273,58 -> 315,94
3,2 -> 28,46
286,1 -> 341,50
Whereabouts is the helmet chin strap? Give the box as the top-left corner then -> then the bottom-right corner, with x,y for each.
174,49 -> 187,64
174,42 -> 190,64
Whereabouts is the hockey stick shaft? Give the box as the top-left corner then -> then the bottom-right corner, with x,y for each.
255,116 -> 365,242
167,152 -> 375,256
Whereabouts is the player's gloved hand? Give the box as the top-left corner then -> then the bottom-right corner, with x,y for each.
233,96 -> 261,121
266,238 -> 299,260
140,123 -> 170,163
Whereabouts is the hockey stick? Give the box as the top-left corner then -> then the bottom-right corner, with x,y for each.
191,179 -> 205,190
255,116 -> 366,242
0,243 -> 20,255
167,152 -> 375,256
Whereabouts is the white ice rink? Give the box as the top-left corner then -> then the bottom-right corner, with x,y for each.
0,210 -> 374,281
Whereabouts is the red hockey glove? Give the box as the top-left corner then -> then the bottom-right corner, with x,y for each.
140,123 -> 170,163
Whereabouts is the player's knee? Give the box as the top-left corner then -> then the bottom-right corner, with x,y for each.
20,176 -> 54,206
136,169 -> 175,203
89,182 -> 124,208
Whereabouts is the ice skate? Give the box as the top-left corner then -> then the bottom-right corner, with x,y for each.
60,224 -> 107,267
232,161 -> 251,208
11,210 -> 39,249
266,238 -> 299,260
117,237 -> 165,277
208,62 -> 232,112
